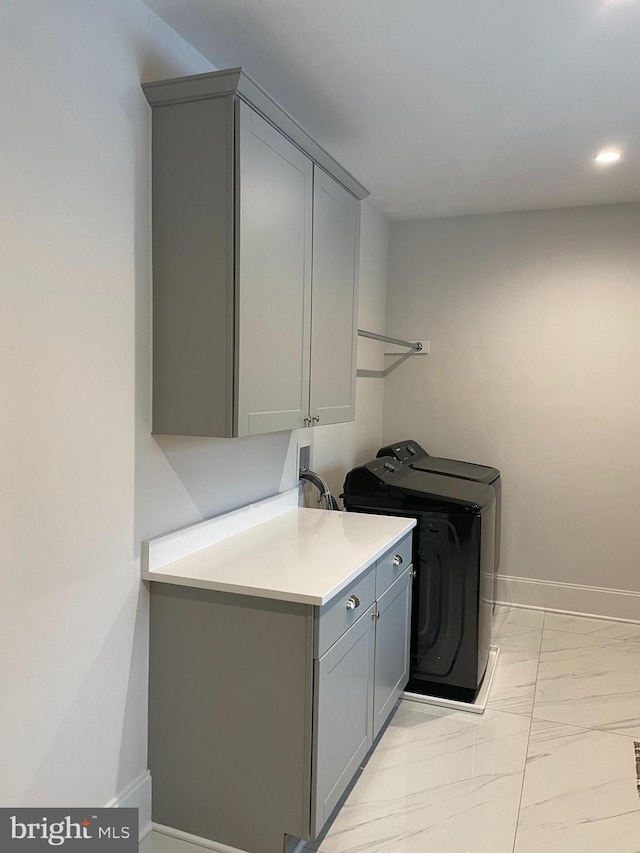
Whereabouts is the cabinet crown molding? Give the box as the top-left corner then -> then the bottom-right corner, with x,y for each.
143,66 -> 369,201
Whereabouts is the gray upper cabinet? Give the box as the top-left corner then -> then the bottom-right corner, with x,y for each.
310,167 -> 360,427
143,68 -> 368,438
237,102 -> 313,435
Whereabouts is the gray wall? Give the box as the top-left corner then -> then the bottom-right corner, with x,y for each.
0,0 -> 389,820
384,204 -> 640,614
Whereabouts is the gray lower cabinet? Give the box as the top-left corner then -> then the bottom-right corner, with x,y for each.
311,566 -> 413,837
312,602 -> 376,836
143,68 -> 364,438
373,568 -> 413,740
148,537 -> 412,853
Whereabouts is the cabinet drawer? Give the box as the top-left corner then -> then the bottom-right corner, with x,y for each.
314,566 -> 375,657
375,532 -> 413,596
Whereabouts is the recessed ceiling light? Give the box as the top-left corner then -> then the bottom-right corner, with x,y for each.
594,149 -> 622,164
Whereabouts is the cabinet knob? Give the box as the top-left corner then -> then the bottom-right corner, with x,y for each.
392,554 -> 403,566
312,415 -> 320,423
304,417 -> 312,426
346,595 -> 360,611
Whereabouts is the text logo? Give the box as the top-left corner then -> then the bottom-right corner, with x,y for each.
1,808 -> 137,850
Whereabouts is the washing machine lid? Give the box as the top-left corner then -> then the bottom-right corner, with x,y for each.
377,439 -> 499,484
411,456 -> 500,485
390,470 -> 496,513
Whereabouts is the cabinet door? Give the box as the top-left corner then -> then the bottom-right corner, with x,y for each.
236,101 -> 313,436
373,568 -> 412,741
309,167 -> 360,426
311,604 -> 375,838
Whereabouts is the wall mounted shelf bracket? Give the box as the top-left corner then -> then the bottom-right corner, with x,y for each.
356,329 -> 427,378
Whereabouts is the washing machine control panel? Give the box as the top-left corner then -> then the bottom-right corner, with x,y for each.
359,457 -> 408,485
376,439 -> 427,463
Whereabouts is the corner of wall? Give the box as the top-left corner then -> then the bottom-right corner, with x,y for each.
106,770 -> 152,842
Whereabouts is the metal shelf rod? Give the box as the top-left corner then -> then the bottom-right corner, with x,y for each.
357,329 -> 423,351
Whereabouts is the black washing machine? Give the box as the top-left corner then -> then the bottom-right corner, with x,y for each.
343,457 -> 495,703
378,439 -> 501,605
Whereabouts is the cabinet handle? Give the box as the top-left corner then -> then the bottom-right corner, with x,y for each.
346,595 -> 360,611
312,415 -> 320,423
392,554 -> 403,566
304,417 -> 312,426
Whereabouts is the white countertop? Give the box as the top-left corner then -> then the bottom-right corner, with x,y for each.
142,492 -> 415,606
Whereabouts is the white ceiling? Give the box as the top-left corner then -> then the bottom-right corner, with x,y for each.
144,0 -> 640,220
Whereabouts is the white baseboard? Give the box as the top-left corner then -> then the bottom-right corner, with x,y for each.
152,823 -> 307,853
152,823 -> 249,852
105,770 -> 152,841
496,574 -> 640,623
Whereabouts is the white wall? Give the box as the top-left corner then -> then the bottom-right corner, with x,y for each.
384,204 -> 640,618
0,0 -> 389,823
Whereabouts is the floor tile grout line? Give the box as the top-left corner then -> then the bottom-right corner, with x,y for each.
510,607 -> 546,853
528,716 -> 640,743
531,614 -> 640,743
541,625 -> 640,646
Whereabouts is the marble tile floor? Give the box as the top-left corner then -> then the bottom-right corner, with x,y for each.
141,606 -> 640,853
